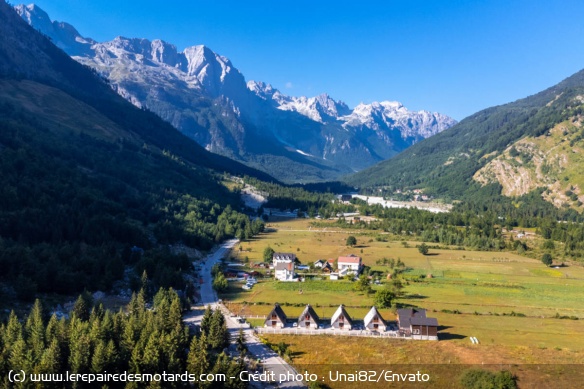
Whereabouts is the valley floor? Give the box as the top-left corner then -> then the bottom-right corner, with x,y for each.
221,218 -> 584,388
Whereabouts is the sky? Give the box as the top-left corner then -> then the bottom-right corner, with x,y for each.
23,0 -> 584,120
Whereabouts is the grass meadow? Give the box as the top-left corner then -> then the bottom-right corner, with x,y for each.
221,218 -> 584,387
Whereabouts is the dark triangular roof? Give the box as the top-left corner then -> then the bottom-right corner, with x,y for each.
297,304 -> 319,322
266,303 -> 287,322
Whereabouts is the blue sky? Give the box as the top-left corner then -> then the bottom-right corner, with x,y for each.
25,0 -> 584,120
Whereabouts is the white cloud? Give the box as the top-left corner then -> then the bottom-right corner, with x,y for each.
285,81 -> 293,89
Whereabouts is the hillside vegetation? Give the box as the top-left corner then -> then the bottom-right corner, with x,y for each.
347,68 -> 584,204
0,1 -> 268,299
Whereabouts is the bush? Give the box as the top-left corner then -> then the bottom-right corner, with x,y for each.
541,253 -> 553,266
459,368 -> 518,389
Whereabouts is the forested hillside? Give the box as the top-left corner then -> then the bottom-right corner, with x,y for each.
0,1 -> 267,300
347,68 -> 584,202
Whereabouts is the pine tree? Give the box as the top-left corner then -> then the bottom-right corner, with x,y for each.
187,334 -> 210,387
236,329 -> 247,358
208,309 -> 229,350
200,306 -> 213,336
72,294 -> 91,321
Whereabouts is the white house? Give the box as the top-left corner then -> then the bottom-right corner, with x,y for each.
337,255 -> 362,274
274,261 -> 296,281
363,306 -> 386,332
273,252 -> 296,266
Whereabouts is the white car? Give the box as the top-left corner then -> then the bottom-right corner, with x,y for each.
242,285 -> 251,290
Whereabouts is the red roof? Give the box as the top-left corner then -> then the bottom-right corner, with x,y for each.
338,256 -> 361,264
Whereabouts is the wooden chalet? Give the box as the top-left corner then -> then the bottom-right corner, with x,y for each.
410,316 -> 438,337
331,304 -> 353,330
363,306 -> 386,332
397,308 -> 438,338
264,303 -> 287,328
297,304 -> 320,329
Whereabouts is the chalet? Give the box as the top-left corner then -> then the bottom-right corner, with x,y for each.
331,305 -> 353,330
314,259 -> 327,268
274,261 -> 296,281
272,252 -> 297,266
397,308 -> 438,339
264,303 -> 287,328
410,316 -> 439,337
337,255 -> 362,274
363,306 -> 386,332
297,304 -> 320,329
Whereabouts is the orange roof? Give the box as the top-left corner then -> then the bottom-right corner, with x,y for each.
338,256 -> 361,263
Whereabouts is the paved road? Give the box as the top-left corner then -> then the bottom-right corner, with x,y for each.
184,239 -> 305,388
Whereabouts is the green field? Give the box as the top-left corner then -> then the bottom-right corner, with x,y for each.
222,216 -> 584,387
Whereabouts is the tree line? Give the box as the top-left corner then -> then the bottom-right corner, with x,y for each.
0,289 -> 247,388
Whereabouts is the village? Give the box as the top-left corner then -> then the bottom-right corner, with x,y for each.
222,250 -> 439,341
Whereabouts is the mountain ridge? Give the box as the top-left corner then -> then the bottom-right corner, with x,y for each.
16,3 -> 457,182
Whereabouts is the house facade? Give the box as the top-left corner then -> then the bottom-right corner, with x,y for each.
274,261 -> 295,281
264,304 -> 287,328
330,305 -> 353,330
363,306 -> 386,332
337,255 -> 362,274
297,304 -> 320,329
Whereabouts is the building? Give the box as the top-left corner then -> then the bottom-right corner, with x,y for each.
297,304 -> 320,329
363,306 -> 386,332
274,261 -> 296,281
331,305 -> 353,330
272,252 -> 297,266
264,303 -> 287,328
337,255 -> 362,274
410,316 -> 439,337
397,308 -> 438,339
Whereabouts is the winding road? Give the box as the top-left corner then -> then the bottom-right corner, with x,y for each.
183,239 -> 305,388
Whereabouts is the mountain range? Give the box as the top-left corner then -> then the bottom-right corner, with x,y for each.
16,3 -> 456,182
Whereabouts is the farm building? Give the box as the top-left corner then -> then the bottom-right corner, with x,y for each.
297,304 -> 320,329
363,306 -> 386,332
331,305 -> 353,330
264,303 -> 287,328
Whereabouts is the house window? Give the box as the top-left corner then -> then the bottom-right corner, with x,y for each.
306,321 -> 310,327
373,324 -> 378,329
272,314 -> 277,319
339,322 -> 344,328
272,321 -> 277,327
413,329 -> 420,335
305,314 -> 310,320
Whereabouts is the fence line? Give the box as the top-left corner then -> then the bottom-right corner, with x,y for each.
255,327 -> 438,341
